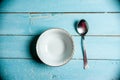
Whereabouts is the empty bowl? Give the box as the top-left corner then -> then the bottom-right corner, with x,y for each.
36,28 -> 74,66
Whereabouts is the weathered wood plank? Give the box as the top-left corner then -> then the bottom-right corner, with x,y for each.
0,59 -> 120,80
0,13 -> 120,35
0,36 -> 120,59
0,0 -> 120,12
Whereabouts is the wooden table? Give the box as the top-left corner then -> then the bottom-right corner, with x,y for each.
0,0 -> 120,80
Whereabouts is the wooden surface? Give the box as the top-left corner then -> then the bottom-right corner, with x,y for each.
0,0 -> 120,80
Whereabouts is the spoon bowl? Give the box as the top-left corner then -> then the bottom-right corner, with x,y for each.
77,19 -> 89,36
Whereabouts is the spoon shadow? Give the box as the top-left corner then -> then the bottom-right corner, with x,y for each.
80,37 -> 85,60
74,20 -> 84,57
74,20 -> 79,34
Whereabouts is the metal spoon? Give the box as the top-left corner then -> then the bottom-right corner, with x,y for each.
77,19 -> 89,69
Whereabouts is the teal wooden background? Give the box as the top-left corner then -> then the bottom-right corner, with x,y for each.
0,0 -> 120,80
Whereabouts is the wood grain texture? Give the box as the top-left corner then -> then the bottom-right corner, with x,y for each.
0,0 -> 120,12
0,36 -> 120,59
0,13 -> 120,35
0,59 -> 120,80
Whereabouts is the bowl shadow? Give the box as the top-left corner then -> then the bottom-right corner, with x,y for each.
30,35 -> 40,62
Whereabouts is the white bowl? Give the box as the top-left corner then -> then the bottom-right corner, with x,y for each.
36,28 -> 74,66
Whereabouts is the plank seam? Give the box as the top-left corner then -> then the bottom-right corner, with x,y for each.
73,35 -> 120,37
0,12 -> 120,14
0,58 -> 120,61
0,34 -> 120,37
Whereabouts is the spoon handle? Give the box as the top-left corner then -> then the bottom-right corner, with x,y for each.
82,37 -> 88,69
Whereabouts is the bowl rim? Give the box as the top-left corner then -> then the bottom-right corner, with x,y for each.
36,28 -> 74,67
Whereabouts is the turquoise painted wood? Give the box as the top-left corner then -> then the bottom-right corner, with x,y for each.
0,0 -> 120,12
0,0 -> 120,80
0,59 -> 120,80
0,13 -> 120,35
0,36 -> 120,59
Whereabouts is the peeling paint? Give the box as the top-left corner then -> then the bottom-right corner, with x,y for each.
30,14 -> 54,20
29,13 -> 62,21
50,74 -> 57,79
29,14 -> 33,25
